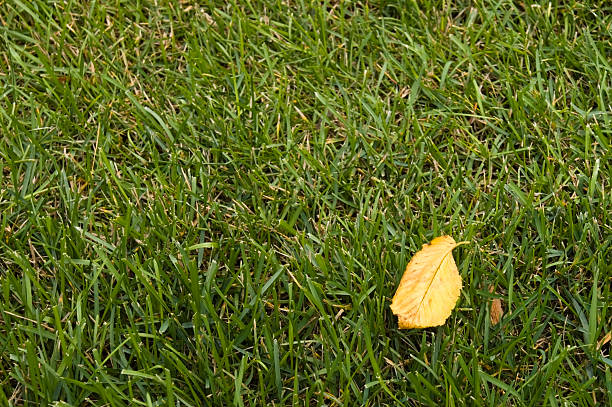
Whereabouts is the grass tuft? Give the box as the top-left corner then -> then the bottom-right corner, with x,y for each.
0,0 -> 610,405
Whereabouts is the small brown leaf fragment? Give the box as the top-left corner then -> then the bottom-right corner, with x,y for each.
490,298 -> 503,325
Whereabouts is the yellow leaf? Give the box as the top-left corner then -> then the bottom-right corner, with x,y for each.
390,236 -> 467,329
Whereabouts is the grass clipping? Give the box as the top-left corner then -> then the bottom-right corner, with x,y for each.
391,236 -> 467,329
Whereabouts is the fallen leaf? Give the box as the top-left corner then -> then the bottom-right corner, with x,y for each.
390,236 -> 468,329
490,298 -> 503,325
488,285 -> 504,326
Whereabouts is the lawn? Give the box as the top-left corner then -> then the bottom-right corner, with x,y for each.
0,0 -> 610,405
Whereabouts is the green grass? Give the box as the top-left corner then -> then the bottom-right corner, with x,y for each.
0,0 -> 611,405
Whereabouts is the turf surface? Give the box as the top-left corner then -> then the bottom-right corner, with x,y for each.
0,0 -> 610,405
